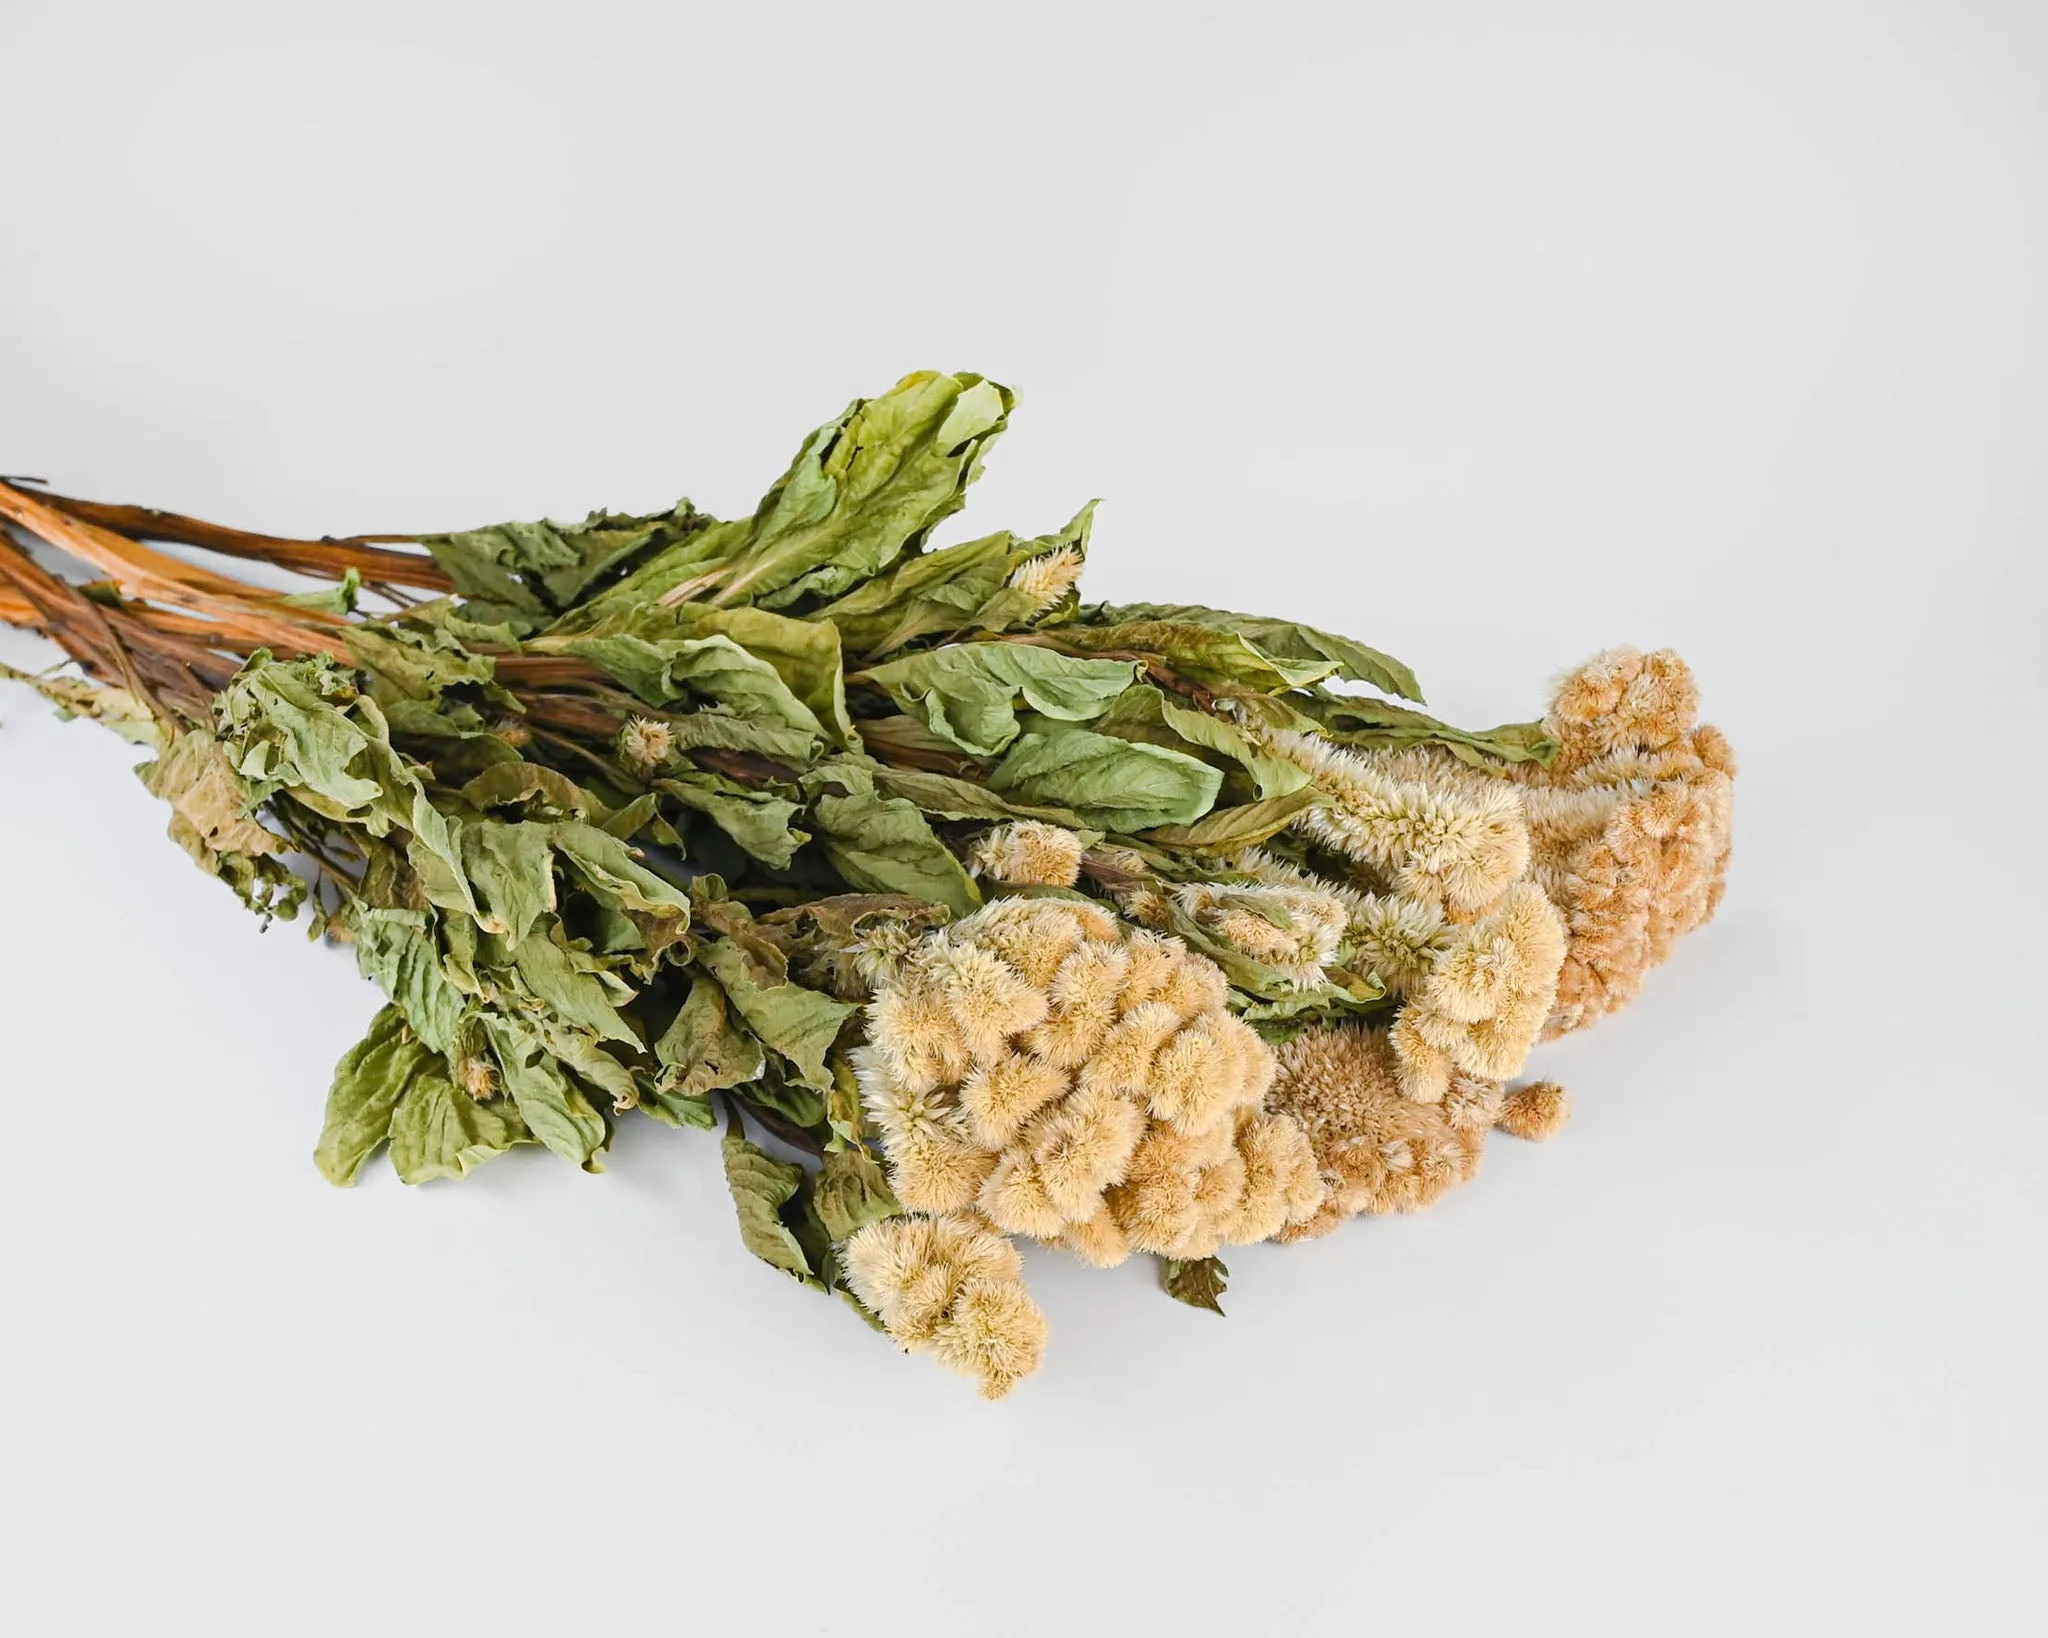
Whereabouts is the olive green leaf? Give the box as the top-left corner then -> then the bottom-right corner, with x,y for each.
722,1115 -> 826,1288
1084,603 -> 1422,702
477,1011 -> 610,1171
855,643 -> 1138,758
459,762 -> 592,819
802,758 -> 981,918
316,1005 -> 422,1186
649,974 -> 767,1127
657,771 -> 807,868
988,725 -> 1222,833
1,662 -> 163,748
570,370 -> 1014,617
420,501 -> 708,618
388,1058 -> 533,1185
348,906 -> 470,1058
812,1147 -> 902,1243
1162,1255 -> 1229,1315
1296,693 -> 1558,767
817,502 -> 1096,657
555,631 -> 828,750
1094,684 -> 1309,801
1141,786 -> 1327,849
695,915 -> 859,1092
866,764 -> 1091,829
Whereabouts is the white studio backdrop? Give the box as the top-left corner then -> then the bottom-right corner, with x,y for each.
2,2 -> 2043,1634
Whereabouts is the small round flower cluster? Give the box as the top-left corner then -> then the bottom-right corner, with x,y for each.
840,1213 -> 1049,1400
857,897 -> 1324,1265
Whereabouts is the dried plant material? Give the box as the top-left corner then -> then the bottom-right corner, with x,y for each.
0,369 -> 1733,1397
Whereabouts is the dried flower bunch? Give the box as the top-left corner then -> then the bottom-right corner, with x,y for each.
0,370 -> 1734,1397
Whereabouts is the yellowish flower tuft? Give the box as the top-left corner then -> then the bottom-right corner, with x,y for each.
1170,880 -> 1349,987
841,1214 -> 1049,1399
1498,1080 -> 1571,1141
615,714 -> 675,776
967,820 -> 1087,888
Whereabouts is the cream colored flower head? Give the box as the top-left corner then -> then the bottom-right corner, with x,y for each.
967,820 -> 1086,889
841,1213 -> 1049,1399
616,714 -> 675,776
857,897 -> 1324,1264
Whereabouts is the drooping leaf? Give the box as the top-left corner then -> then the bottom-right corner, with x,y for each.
315,1005 -> 420,1186
812,1147 -> 902,1243
1162,1255 -> 1230,1315
856,642 -> 1137,758
387,1055 -> 533,1185
649,974 -> 768,1126
476,1011 -> 610,1171
866,764 -> 1093,829
722,1116 -> 825,1288
555,630 -> 828,753
988,725 -> 1222,833
657,771 -> 807,868
1141,787 -> 1327,849
0,662 -> 162,748
1094,684 -> 1310,801
348,906 -> 470,1058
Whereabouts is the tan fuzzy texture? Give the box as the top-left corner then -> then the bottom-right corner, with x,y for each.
615,714 -> 675,776
1269,1024 -> 1500,1239
1265,730 -> 1532,913
860,898 -> 1324,1269
1498,1080 -> 1571,1141
967,820 -> 1087,888
1491,647 -> 1735,1035
841,1215 -> 1049,1399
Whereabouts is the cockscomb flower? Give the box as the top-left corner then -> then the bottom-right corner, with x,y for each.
1269,1022 -> 1508,1239
840,1213 -> 1049,1399
856,897 -> 1324,1265
1389,882 -> 1566,1097
1167,880 -> 1349,987
967,820 -> 1086,888
1263,730 -> 1531,913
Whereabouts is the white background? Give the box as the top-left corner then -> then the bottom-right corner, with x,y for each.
3,2 -> 2044,1633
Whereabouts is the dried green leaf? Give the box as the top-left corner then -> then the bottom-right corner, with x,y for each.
1085,603 -> 1422,702
0,662 -> 163,748
1141,786 -> 1327,849
1298,694 -> 1558,767
696,919 -> 859,1091
802,758 -> 981,918
570,371 -> 1014,617
650,974 -> 767,1123
1162,1255 -> 1229,1315
818,502 -> 1095,657
657,771 -> 807,868
856,643 -> 1137,758
988,725 -> 1222,833
722,1117 -> 825,1288
315,1006 -> 419,1186
812,1147 -> 902,1243
420,501 -> 708,617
